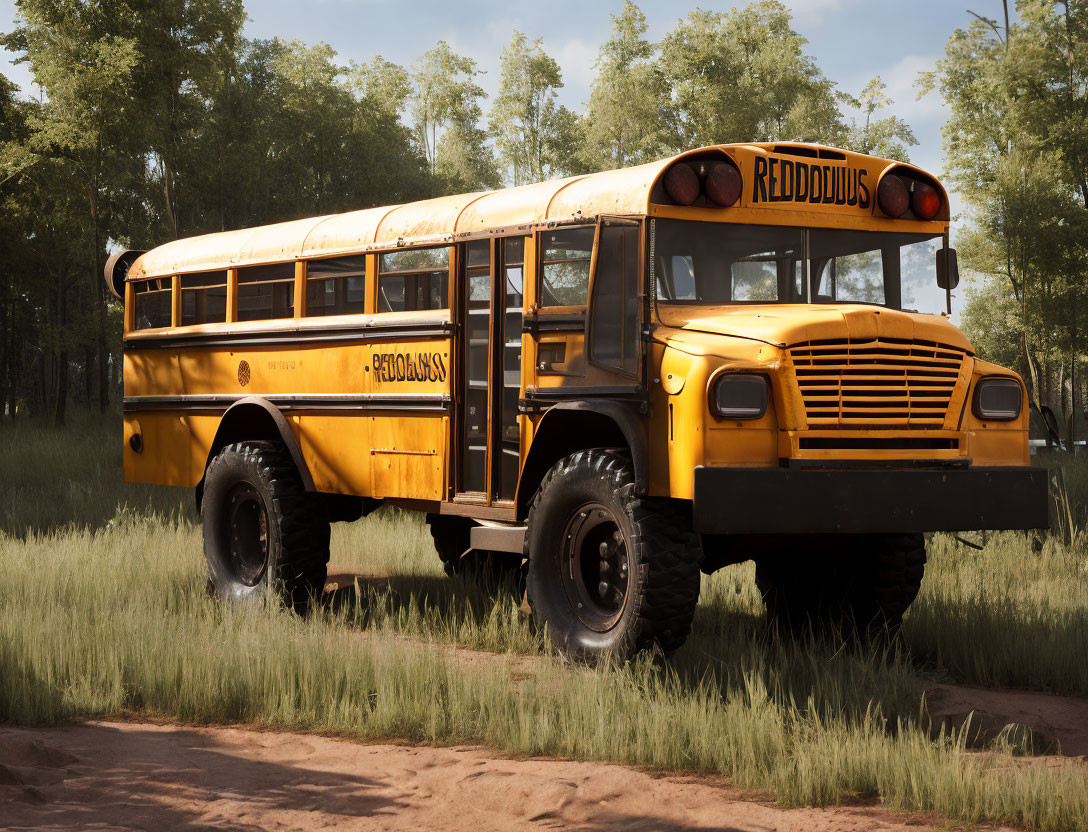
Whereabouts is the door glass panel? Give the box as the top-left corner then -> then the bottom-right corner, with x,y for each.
499,237 -> 525,500
462,240 -> 491,494
590,223 -> 639,375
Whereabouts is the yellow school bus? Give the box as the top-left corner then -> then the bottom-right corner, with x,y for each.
106,143 -> 1048,659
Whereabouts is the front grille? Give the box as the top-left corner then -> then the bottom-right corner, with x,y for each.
788,337 -> 967,428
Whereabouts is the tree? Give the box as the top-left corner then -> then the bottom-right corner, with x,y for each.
923,2 -> 1088,439
3,0 -> 144,419
489,32 -> 576,185
580,1 -> 670,171
348,55 -> 412,120
659,2 -> 845,149
410,42 -> 499,190
842,77 -> 917,162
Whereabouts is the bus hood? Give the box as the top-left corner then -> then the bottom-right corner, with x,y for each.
655,304 -> 973,352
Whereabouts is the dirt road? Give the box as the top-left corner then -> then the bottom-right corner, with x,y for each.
0,721 -> 956,832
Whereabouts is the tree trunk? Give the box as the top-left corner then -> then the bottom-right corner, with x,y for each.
53,349 -> 68,428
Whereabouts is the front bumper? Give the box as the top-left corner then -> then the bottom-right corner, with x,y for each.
693,465 -> 1049,534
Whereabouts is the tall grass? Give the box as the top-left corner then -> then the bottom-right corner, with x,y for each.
0,417 -> 189,535
2,513 -> 1087,830
2,418 -> 1088,830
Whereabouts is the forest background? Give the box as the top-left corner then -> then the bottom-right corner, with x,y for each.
1,0 -> 1086,440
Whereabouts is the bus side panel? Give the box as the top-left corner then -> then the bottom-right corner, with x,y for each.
366,414 -> 447,501
171,330 -> 451,499
123,348 -> 192,486
124,412 -> 193,486
237,412 -> 446,501
297,414 -> 373,496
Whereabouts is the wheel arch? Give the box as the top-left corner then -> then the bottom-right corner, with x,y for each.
517,400 -> 648,516
195,397 -> 315,510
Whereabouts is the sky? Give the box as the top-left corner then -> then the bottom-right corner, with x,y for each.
0,0 -> 1010,221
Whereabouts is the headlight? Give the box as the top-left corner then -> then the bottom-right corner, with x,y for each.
712,374 -> 768,420
972,377 -> 1022,421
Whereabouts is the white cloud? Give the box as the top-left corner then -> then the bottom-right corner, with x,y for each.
553,38 -> 598,91
782,0 -> 858,27
881,53 -> 944,121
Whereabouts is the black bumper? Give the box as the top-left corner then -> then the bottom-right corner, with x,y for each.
693,465 -> 1050,534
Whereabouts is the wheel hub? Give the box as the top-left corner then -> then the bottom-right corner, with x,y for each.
560,502 -> 631,632
226,483 -> 269,587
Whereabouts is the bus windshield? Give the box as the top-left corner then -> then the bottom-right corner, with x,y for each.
653,219 -> 946,315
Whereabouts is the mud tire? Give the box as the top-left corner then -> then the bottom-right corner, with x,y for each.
202,441 -> 330,613
426,514 -> 520,589
524,449 -> 703,661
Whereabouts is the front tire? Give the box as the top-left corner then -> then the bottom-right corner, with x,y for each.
524,449 -> 702,661
202,441 -> 330,612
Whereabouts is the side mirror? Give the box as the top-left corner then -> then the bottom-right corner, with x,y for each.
936,247 -> 959,290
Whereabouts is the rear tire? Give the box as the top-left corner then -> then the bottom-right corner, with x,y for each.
524,449 -> 702,662
756,533 -> 926,638
202,441 -> 330,612
426,514 -> 520,589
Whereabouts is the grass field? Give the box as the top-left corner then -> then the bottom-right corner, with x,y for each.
2,418 -> 1088,830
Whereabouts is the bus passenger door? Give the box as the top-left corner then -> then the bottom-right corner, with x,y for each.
455,236 -> 527,505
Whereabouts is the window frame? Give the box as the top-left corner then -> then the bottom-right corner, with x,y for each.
130,276 -> 174,331
177,268 -> 230,327
536,223 -> 596,313
234,261 -> 297,323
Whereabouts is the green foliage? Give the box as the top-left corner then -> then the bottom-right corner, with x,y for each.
489,32 -> 578,185
841,77 -> 917,162
924,2 -> 1088,437
348,55 -> 413,119
411,42 -> 499,191
580,2 -> 671,171
659,2 -> 845,148
960,272 -> 1026,373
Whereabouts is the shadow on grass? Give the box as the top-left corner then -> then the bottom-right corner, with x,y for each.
320,567 -> 525,635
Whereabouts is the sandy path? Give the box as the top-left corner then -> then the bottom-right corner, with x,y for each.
0,721 -> 958,832
925,684 -> 1088,756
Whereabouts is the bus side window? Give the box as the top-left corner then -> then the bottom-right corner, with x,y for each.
179,271 -> 227,326
377,247 -> 449,312
540,226 -> 594,307
237,263 -> 295,321
132,278 -> 172,330
305,255 -> 365,317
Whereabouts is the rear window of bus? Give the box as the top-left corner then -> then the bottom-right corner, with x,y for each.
132,278 -> 172,330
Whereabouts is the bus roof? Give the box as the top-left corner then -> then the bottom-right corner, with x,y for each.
127,143 -> 945,281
